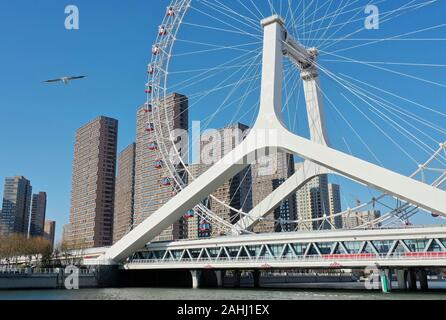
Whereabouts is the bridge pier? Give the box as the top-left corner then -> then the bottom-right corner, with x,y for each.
380,269 -> 391,293
190,270 -> 201,289
407,269 -> 417,291
396,269 -> 407,290
418,269 -> 429,291
215,270 -> 224,288
233,270 -> 241,288
253,270 -> 261,288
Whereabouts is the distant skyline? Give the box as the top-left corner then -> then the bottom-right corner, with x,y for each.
0,1 -> 445,242
0,1 -> 169,242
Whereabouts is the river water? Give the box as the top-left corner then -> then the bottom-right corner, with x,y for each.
0,287 -> 445,300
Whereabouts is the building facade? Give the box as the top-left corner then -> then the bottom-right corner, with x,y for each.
133,93 -> 189,241
343,210 -> 382,229
187,123 -> 253,239
29,192 -> 47,237
295,172 -> 331,231
113,143 -> 136,244
0,176 -> 32,236
68,116 -> 118,249
43,220 -> 56,249
252,152 -> 297,233
328,183 -> 343,229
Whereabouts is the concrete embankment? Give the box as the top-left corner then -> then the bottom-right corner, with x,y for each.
0,269 -> 98,290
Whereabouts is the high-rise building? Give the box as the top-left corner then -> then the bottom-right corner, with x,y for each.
134,93 -> 188,241
113,143 -> 136,244
187,123 -> 253,239
328,184 -> 343,229
43,220 -> 56,249
68,116 -> 118,249
343,210 -> 382,229
29,192 -> 47,237
252,152 -> 297,233
0,176 -> 32,236
295,171 -> 331,231
62,223 -> 71,245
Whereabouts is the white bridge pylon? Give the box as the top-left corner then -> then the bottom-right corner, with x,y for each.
104,16 -> 446,263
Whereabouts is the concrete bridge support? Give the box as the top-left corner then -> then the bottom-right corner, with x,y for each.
396,269 -> 407,290
407,269 -> 418,291
190,270 -> 201,289
253,270 -> 261,288
418,269 -> 429,291
379,268 -> 392,293
215,270 -> 224,288
233,270 -> 241,288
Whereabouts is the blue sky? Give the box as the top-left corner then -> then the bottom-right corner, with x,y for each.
0,1 -> 445,242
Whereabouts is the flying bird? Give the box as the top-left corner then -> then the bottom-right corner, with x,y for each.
43,76 -> 86,85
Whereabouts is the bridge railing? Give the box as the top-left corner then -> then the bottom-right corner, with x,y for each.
0,267 -> 96,275
128,252 -> 446,265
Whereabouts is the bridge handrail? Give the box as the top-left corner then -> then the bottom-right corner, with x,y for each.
128,252 -> 446,265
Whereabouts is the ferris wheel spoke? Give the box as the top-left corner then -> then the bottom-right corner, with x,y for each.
323,22 -> 446,54
189,5 -> 261,40
321,0 -> 439,51
172,44 -> 262,57
303,0 -> 376,34
320,49 -> 446,89
182,22 -> 261,39
201,0 -> 261,30
321,59 -> 446,68
202,53 -> 263,129
169,62 -> 263,75
339,73 -> 446,121
309,0 -> 354,48
176,38 -> 262,49
171,48 -> 260,90
311,0 -> 349,49
334,73 -> 446,143
317,63 -> 430,165
315,0 -> 379,49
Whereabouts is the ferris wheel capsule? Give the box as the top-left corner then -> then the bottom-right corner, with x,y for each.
166,7 -> 175,16
154,160 -> 163,169
145,84 -> 152,94
147,64 -> 155,75
161,177 -> 172,186
145,123 -> 155,132
184,209 -> 195,219
143,103 -> 152,113
148,142 -> 158,150
152,45 -> 160,55
158,25 -> 167,36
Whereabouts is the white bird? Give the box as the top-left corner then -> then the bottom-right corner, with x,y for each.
43,76 -> 86,85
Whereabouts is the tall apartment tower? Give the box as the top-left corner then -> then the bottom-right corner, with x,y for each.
43,220 -> 56,249
134,93 -> 188,241
113,143 -> 136,244
0,176 -> 32,236
295,171 -> 331,231
29,192 -> 47,237
68,116 -> 118,249
187,123 -> 253,239
252,152 -> 297,233
343,210 -> 381,229
328,184 -> 343,229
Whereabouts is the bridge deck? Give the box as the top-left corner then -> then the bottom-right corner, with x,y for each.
106,226 -> 446,269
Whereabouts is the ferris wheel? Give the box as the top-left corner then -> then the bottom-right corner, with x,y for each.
143,0 -> 446,237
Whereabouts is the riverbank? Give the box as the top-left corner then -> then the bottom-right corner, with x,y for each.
0,268 -> 97,290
